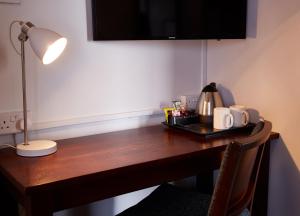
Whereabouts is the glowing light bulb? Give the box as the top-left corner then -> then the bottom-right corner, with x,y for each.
42,37 -> 67,65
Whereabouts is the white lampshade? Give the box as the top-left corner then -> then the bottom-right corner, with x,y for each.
27,27 -> 67,65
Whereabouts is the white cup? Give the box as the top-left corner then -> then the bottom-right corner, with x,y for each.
213,107 -> 233,130
229,105 -> 249,127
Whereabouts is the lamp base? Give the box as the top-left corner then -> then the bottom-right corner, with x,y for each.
17,140 -> 57,157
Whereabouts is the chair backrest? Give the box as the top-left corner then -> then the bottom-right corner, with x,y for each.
208,121 -> 272,216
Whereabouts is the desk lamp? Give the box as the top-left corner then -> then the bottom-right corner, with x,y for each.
10,21 -> 67,157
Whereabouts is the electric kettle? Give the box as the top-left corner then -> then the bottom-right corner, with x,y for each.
196,82 -> 224,125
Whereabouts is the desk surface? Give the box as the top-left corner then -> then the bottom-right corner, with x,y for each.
0,124 -> 279,215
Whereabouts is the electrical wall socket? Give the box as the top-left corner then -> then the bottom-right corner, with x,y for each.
180,95 -> 199,111
0,111 -> 24,135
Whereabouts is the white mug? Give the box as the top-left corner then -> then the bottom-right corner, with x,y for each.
229,105 -> 249,127
213,107 -> 233,130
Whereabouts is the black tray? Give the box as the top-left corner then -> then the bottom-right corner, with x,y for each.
162,121 -> 255,137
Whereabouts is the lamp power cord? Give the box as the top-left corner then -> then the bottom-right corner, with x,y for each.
0,144 -> 16,149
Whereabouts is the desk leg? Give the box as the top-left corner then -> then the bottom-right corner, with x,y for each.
0,174 -> 19,216
196,170 -> 214,194
196,154 -> 221,195
25,193 -> 53,216
252,140 -> 271,216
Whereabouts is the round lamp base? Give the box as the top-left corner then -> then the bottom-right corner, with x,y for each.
17,140 -> 57,157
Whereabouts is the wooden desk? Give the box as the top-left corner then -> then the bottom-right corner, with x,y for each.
0,125 -> 279,216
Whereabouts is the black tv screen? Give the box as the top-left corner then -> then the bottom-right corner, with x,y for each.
92,0 -> 247,40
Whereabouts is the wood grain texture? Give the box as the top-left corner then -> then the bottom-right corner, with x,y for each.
0,125 -> 279,215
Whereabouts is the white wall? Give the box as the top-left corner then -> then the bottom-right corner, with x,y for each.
4,0 -> 297,215
0,0 -> 205,139
208,0 -> 300,215
0,0 -> 205,215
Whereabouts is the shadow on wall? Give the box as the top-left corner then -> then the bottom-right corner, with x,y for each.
269,138 -> 300,216
172,40 -> 203,98
85,0 -> 93,41
62,205 -> 92,216
54,199 -> 114,216
217,84 -> 236,107
247,0 -> 258,38
0,42 -> 7,73
54,184 -> 159,216
217,84 -> 262,124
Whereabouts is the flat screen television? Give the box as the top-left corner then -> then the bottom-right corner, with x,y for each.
91,0 -> 247,40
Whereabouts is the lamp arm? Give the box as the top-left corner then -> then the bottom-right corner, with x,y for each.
19,34 -> 29,145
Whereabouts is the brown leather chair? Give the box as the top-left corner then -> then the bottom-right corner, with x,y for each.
117,121 -> 272,216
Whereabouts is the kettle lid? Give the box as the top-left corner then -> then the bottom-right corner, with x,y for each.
202,82 -> 218,92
